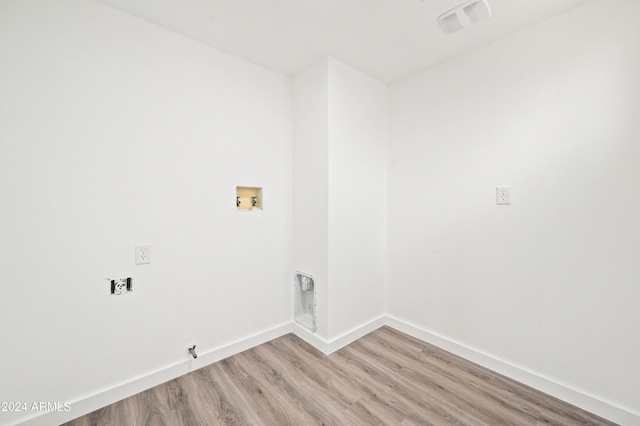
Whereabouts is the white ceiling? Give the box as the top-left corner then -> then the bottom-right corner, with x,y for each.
94,0 -> 592,84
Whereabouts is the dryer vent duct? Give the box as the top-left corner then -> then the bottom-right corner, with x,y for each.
438,0 -> 491,35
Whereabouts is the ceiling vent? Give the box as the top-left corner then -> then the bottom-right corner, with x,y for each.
438,0 -> 491,35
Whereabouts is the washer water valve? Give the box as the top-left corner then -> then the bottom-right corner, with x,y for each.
188,345 -> 198,359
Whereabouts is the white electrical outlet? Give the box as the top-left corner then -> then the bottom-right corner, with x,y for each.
135,244 -> 151,265
110,278 -> 133,295
496,187 -> 512,205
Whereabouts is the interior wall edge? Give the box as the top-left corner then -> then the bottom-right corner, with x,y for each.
384,316 -> 640,426
293,315 -> 386,355
13,322 -> 293,426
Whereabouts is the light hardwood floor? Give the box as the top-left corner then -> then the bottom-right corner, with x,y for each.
62,326 -> 616,425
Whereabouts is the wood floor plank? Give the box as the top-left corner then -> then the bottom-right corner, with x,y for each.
198,362 -> 257,425
264,335 -> 357,410
334,344 -> 484,425
350,338 -> 537,425
255,338 -> 356,422
234,349 -> 322,425
377,327 -> 606,425
353,333 -> 542,425
62,326 -> 617,426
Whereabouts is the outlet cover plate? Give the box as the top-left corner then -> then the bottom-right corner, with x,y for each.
135,244 -> 151,265
496,187 -> 511,205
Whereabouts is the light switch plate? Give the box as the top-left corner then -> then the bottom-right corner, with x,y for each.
135,244 -> 151,265
496,187 -> 511,205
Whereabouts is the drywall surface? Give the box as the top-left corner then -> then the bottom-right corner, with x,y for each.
327,58 -> 387,339
387,0 -> 640,417
292,58 -> 330,339
0,1 -> 292,424
292,57 -> 387,343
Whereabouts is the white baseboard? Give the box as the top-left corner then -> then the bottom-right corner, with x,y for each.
12,317 -> 638,426
292,315 -> 386,354
384,315 -> 640,426
15,322 -> 292,426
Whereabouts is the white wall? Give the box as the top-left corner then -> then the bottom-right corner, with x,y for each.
0,1 -> 292,425
293,57 -> 387,344
387,0 -> 640,419
2,0 -> 637,424
292,58 -> 330,339
327,58 -> 387,338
